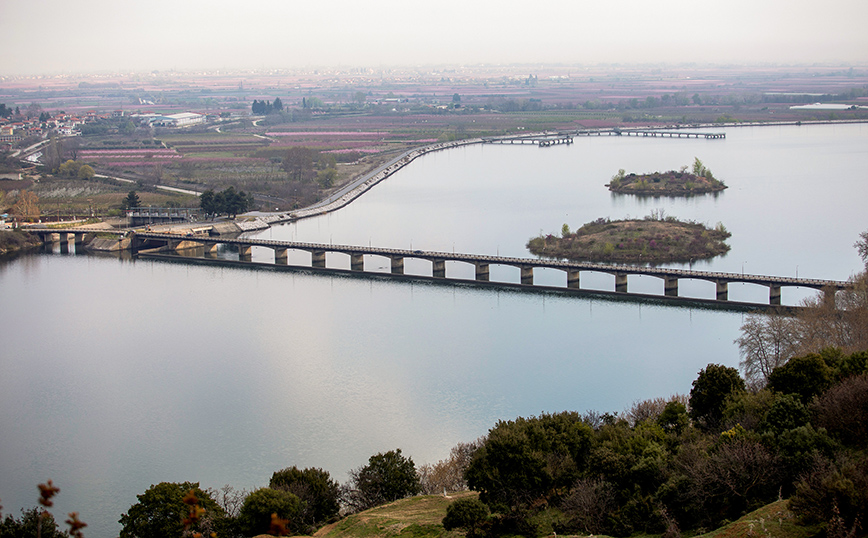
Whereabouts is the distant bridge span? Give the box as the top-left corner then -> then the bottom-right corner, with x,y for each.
130,232 -> 847,307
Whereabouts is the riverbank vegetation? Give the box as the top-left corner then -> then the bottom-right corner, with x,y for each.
527,211 -> 731,264
608,158 -> 726,195
0,229 -> 43,256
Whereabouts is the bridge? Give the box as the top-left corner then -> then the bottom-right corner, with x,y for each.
129,232 -> 847,307
484,129 -> 724,147
483,133 -> 574,147
573,129 -> 726,139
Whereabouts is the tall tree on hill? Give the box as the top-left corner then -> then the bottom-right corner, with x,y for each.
122,190 -> 141,210
688,364 -> 746,429
343,449 -> 421,513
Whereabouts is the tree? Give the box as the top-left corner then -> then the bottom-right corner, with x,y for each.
199,189 -> 219,216
77,164 -> 94,180
119,482 -> 224,538
344,449 -> 421,512
283,147 -> 317,181
316,167 -> 337,188
11,190 -> 40,221
812,373 -> 868,446
269,466 -> 340,528
735,311 -> 797,387
418,439 -> 484,495
688,364 -> 746,429
856,230 -> 868,268
465,411 -> 594,513
273,97 -> 283,112
442,497 -> 489,538
0,507 -> 67,538
767,353 -> 834,403
237,488 -> 303,537
122,190 -> 141,210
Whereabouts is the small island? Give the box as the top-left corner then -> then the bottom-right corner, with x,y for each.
608,158 -> 726,195
527,213 -> 731,264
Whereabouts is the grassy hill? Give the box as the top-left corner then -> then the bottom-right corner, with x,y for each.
277,494 -> 820,538
312,492 -> 477,538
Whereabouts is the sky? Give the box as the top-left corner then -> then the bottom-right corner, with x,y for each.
1,0 -> 866,75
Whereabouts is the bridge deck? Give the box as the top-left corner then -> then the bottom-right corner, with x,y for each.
133,232 -> 846,290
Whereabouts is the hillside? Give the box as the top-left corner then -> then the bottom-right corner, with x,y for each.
301,492 -> 476,538
267,495 -> 820,538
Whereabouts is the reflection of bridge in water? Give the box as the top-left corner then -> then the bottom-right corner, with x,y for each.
128,232 -> 847,308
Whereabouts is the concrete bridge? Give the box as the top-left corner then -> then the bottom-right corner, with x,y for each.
25,227 -> 126,249
131,232 -> 847,307
483,133 -> 574,147
573,129 -> 726,139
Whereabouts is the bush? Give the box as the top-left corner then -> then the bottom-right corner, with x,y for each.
237,488 -> 304,537
119,482 -> 225,538
811,374 -> 868,446
269,466 -> 340,529
442,497 -> 490,537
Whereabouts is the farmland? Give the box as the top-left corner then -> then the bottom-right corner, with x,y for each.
2,64 -> 867,214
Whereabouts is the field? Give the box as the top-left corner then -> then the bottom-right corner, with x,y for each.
2,64 -> 867,215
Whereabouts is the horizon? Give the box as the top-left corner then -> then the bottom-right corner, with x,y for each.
2,0 -> 867,76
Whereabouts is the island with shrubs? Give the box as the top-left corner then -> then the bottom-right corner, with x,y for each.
527,211 -> 731,264
608,158 -> 726,195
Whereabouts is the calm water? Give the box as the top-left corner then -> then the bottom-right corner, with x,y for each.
1,124 -> 866,536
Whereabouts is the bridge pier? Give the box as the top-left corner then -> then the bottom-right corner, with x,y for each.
664,276 -> 679,297
824,287 -> 837,307
202,243 -> 218,255
521,266 -> 534,285
615,273 -> 628,293
312,250 -> 326,268
238,244 -> 252,260
433,260 -> 446,278
567,270 -> 580,289
716,281 -> 729,301
274,247 -> 288,264
73,233 -> 85,246
769,284 -> 782,305
351,253 -> 364,271
391,257 -> 404,275
475,263 -> 490,282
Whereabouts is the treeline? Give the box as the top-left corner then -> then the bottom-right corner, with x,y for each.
199,186 -> 254,218
447,348 -> 868,538
251,98 -> 283,115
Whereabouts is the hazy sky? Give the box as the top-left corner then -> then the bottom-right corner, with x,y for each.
2,0 -> 866,74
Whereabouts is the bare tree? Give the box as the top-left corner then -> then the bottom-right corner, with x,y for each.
11,189 -> 40,221
418,438 -> 485,495
793,273 -> 868,357
206,484 -> 247,518
562,478 -> 617,535
855,230 -> 868,269
735,311 -> 797,388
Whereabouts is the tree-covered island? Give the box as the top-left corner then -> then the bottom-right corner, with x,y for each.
608,157 -> 727,195
527,212 -> 731,264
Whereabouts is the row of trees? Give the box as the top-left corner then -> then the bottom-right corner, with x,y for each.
111,449 -> 422,538
451,349 -> 867,538
251,98 -> 283,115
199,187 -> 254,218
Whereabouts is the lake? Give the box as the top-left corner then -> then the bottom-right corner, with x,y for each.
1,123 -> 866,537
